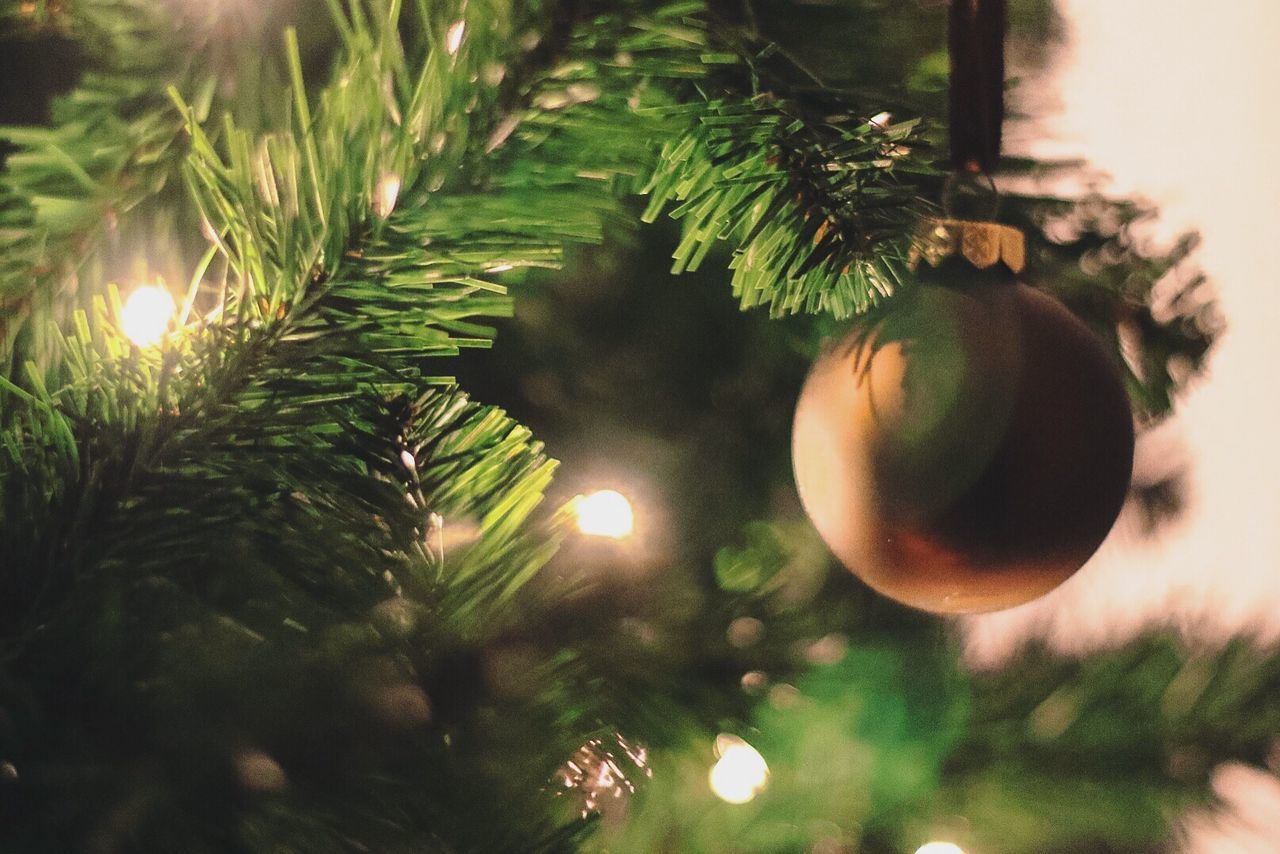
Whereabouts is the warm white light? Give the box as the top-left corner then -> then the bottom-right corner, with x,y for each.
374,172 -> 401,218
121,285 -> 177,347
915,843 -> 966,854
708,734 -> 768,804
445,20 -> 466,55
575,490 -> 634,539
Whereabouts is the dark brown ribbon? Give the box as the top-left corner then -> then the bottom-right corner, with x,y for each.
949,0 -> 1006,174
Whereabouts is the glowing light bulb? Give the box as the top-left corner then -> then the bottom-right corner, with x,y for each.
121,285 -> 177,347
374,172 -> 401,218
915,843 -> 966,854
708,734 -> 768,804
575,490 -> 634,539
445,20 -> 466,55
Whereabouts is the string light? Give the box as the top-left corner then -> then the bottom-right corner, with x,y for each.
708,734 -> 768,804
121,285 -> 177,347
445,20 -> 466,55
374,172 -> 401,218
574,490 -> 634,539
915,843 -> 966,854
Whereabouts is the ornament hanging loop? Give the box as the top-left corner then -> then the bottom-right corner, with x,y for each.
941,169 -> 1001,222
949,0 -> 1006,175
939,0 -> 1010,259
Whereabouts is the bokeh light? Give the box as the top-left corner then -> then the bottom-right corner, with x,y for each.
574,489 -> 634,539
708,734 -> 769,804
121,285 -> 177,347
915,842 -> 966,854
445,20 -> 466,55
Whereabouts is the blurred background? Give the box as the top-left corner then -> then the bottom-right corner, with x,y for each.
971,0 -> 1280,661
973,1 -> 1280,847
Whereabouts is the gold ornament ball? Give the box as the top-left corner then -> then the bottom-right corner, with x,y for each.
792,263 -> 1134,614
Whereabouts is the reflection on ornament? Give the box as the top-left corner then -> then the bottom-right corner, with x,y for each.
121,285 -> 177,347
709,734 -> 769,804
555,734 -> 651,819
574,490 -> 635,539
792,251 -> 1133,614
916,843 -> 966,854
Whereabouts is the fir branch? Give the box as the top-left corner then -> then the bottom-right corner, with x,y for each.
477,1 -> 715,213
104,0 -> 571,622
0,0 -> 731,845
0,1 -> 594,846
2,0 -> 716,637
643,95 -> 936,318
0,0 -> 229,366
942,634 -> 1280,851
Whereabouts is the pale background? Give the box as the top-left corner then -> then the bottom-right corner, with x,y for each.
964,1 -> 1280,849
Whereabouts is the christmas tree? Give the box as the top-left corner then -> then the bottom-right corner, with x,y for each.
0,0 -> 1270,851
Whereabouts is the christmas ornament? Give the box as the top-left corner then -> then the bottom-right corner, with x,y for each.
792,221 -> 1134,613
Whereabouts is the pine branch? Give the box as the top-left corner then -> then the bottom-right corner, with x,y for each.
1,0 -> 720,666
940,634 -> 1280,851
643,95 -> 936,318
477,1 -> 714,220
0,2 -> 519,847
0,1 -> 712,847
0,0 -> 229,366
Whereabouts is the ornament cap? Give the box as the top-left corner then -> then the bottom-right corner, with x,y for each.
912,218 -> 1025,274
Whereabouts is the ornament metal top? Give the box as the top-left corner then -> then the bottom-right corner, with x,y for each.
913,218 -> 1025,274
792,218 -> 1135,614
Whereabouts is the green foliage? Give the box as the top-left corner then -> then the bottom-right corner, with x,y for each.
480,1 -> 710,224
715,520 -> 789,593
939,635 -> 1280,851
0,0 -> 222,366
597,636 -> 968,853
644,96 -> 935,318
0,0 -> 626,847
